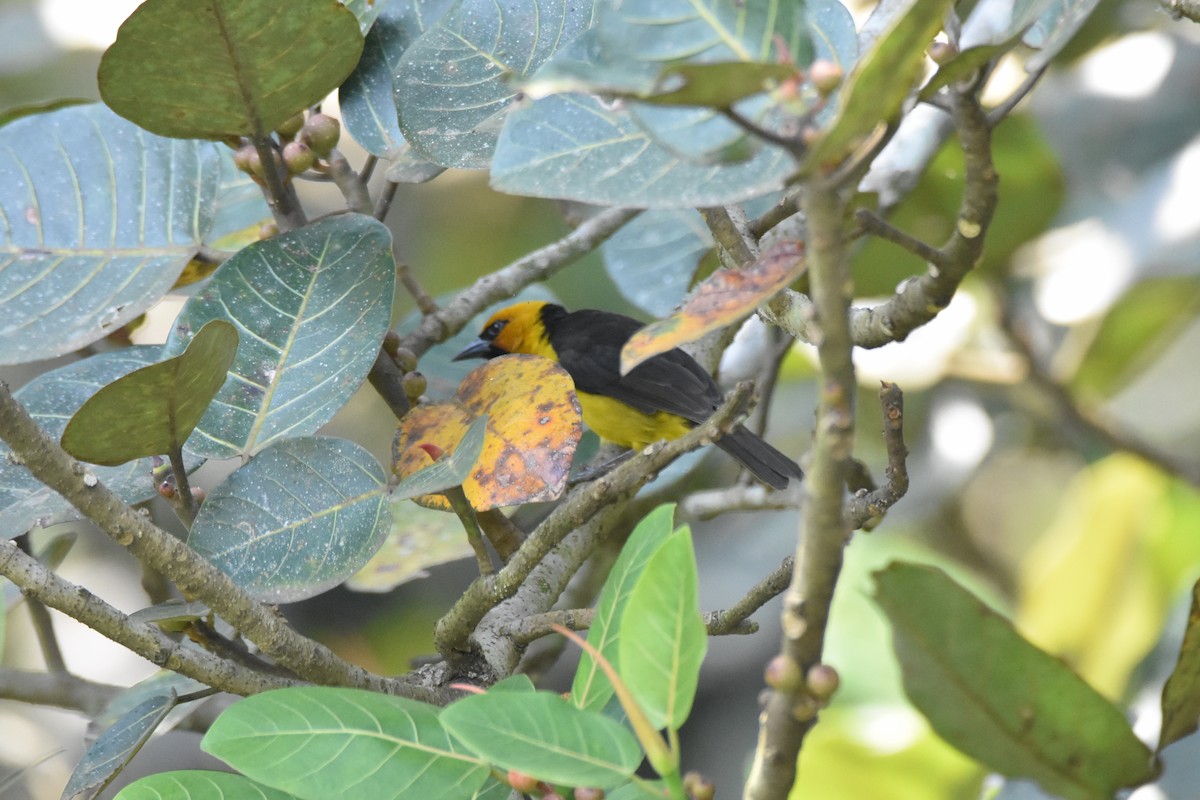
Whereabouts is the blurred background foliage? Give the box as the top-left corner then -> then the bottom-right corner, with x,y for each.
2,0 -> 1200,798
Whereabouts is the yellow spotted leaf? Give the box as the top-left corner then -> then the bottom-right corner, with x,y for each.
392,355 -> 582,511
456,354 -> 582,510
620,240 -> 806,374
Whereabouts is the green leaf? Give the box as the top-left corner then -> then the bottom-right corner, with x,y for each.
395,0 -> 593,168
1071,277 -> 1200,399
603,210 -> 712,316
208,148 -> 272,247
64,692 -> 176,800
618,527 -> 706,730
187,437 -> 389,602
202,687 -> 489,800
440,691 -> 642,788
165,214 -> 396,460
339,0 -> 454,159
0,349 -> 203,538
572,504 -> 677,713
390,414 -> 488,501
874,561 -> 1157,800
491,93 -> 795,208
90,671 -> 207,739
803,0 -> 955,172
1160,576 -> 1200,752
0,104 -> 222,364
61,320 -> 237,466
98,0 -> 363,139
116,771 -> 303,800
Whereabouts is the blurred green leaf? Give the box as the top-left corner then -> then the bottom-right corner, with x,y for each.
852,113 -> 1062,294
618,527 -> 707,730
188,437 -> 389,603
203,687 -> 489,799
440,690 -> 642,788
61,320 -> 237,466
803,0 -> 954,172
1160,576 -> 1200,752
572,504 -> 677,713
602,210 -> 712,316
875,561 -> 1156,800
116,771 -> 303,800
99,0 -> 363,139
65,691 -> 176,800
166,214 -> 395,460
395,0 -> 592,168
1024,0 -> 1104,71
0,350 -> 204,538
0,104 -> 222,364
1071,277 -> 1200,399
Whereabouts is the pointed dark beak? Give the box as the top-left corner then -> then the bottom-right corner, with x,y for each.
453,339 -> 503,361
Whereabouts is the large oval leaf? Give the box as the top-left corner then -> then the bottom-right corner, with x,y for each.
395,0 -> 593,168
874,561 -> 1157,800
339,0 -> 455,158
0,104 -> 221,364
99,0 -> 363,139
202,687 -> 490,800
0,349 -> 203,538
440,690 -> 642,788
165,214 -> 396,460
187,437 -> 389,602
61,320 -> 237,466
491,93 -> 795,208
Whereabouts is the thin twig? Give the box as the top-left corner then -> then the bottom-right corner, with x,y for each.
988,64 -> 1048,127
359,154 -> 379,184
15,535 -> 67,673
325,149 -> 372,214
373,180 -> 400,222
250,135 -> 307,231
367,347 -> 411,420
854,208 -> 952,269
398,207 -> 640,357
398,261 -> 439,315
844,382 -> 910,530
705,556 -> 794,636
0,667 -> 122,716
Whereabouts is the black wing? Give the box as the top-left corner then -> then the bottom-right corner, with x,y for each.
547,309 -> 723,424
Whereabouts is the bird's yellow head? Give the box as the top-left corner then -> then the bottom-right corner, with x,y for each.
454,301 -> 560,362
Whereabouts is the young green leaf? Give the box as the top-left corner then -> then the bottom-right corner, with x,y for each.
874,561 -> 1157,800
116,771 -> 303,800
572,504 -> 677,712
202,687 -> 489,800
440,690 -> 642,789
617,527 -> 707,731
61,320 -> 238,466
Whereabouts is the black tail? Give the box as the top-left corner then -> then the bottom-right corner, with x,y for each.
715,425 -> 803,490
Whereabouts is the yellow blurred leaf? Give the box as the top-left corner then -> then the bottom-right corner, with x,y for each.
1017,454 -> 1171,698
620,240 -> 805,374
391,354 -> 582,512
345,501 -> 474,592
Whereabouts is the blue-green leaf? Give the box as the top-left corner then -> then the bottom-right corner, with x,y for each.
188,437 -> 389,602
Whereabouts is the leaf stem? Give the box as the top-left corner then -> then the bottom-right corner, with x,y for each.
169,445 -> 197,524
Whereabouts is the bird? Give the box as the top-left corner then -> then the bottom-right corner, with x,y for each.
454,301 -> 803,489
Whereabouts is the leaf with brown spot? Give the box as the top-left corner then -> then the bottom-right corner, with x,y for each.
620,240 -> 806,374
456,355 -> 582,510
391,355 -> 582,511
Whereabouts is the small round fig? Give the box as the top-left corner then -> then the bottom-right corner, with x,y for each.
402,371 -> 427,400
300,113 -> 341,156
258,222 -> 279,240
808,59 -> 843,95
806,663 -> 840,700
392,346 -> 418,373
929,40 -> 959,65
506,770 -> 539,793
683,772 -> 714,800
275,111 -> 306,138
233,144 -> 258,175
282,140 -> 315,174
764,655 -> 804,692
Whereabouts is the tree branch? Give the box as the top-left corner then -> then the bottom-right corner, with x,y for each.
0,383 -> 451,704
397,207 -> 640,357
705,556 -> 794,636
0,667 -> 121,717
0,540 -> 301,696
843,382 -> 910,530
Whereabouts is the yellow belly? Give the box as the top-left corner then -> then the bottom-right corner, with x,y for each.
577,391 -> 693,450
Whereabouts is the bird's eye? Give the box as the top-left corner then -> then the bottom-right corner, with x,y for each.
483,320 -> 506,340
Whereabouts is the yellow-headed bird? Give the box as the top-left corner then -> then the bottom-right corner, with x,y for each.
454,301 -> 803,489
